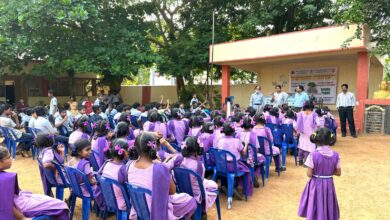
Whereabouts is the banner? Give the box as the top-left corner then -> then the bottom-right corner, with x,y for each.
289,67 -> 338,104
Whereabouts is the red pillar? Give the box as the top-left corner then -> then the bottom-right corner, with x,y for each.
221,65 -> 231,107
356,51 -> 369,132
142,86 -> 151,105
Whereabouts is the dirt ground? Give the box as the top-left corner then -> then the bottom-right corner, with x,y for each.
8,134 -> 390,220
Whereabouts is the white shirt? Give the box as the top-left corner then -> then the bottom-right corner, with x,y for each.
49,97 -> 58,115
271,92 -> 289,107
130,108 -> 142,117
336,92 -> 356,108
28,117 -> 37,128
113,112 -> 122,121
33,116 -> 58,135
94,99 -> 100,106
55,115 -> 73,132
0,116 -> 22,138
100,112 -> 108,120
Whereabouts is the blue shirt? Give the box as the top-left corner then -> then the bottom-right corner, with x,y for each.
293,92 -> 309,107
249,92 -> 265,107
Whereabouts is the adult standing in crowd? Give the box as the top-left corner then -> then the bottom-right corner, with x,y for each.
48,90 -> 58,116
271,85 -> 289,107
249,85 -> 265,112
336,84 -> 357,138
293,85 -> 309,112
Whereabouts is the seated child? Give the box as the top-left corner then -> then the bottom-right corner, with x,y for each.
91,120 -> 113,165
0,147 -> 69,220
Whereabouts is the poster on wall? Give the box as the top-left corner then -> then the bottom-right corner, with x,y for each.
289,67 -> 338,104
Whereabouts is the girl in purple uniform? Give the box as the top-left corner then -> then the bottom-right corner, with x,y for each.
266,107 -> 281,125
127,132 -> 197,219
298,128 -> 340,220
212,116 -> 225,147
91,120 -> 113,165
168,108 -> 189,146
67,139 -> 105,210
180,137 -> 218,213
296,103 -> 317,165
144,110 -> 169,139
68,116 -> 90,148
188,115 -> 203,137
315,108 -> 326,128
99,138 -> 129,211
0,147 -> 69,220
216,122 -> 253,200
116,122 -> 136,150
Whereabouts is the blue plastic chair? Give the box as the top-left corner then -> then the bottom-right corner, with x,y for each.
257,136 -> 280,179
209,148 -> 248,209
89,150 -> 102,172
265,123 -> 280,130
173,167 -> 221,220
37,159 -> 69,200
65,166 -> 96,220
281,124 -> 298,166
130,115 -> 140,129
203,150 -> 214,173
96,175 -> 131,220
1,126 -> 33,159
26,127 -> 39,160
125,183 -> 152,220
108,115 -> 116,130
270,127 -> 288,168
0,126 -> 12,154
247,144 -> 265,187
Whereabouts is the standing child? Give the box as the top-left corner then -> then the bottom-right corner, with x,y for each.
91,120 -> 113,165
296,103 -> 317,165
249,113 -> 283,171
99,138 -> 129,211
0,147 -> 69,220
217,122 -> 253,200
180,137 -> 218,212
127,132 -> 197,219
67,139 -> 105,210
298,128 -> 340,220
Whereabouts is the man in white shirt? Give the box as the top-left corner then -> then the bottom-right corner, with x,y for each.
336,84 -> 357,138
48,90 -> 58,116
271,85 -> 289,107
249,85 -> 265,112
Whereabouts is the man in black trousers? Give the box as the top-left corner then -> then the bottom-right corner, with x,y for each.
336,84 -> 357,138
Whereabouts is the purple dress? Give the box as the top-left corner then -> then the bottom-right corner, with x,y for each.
168,119 -> 188,146
266,115 -> 281,124
145,121 -> 168,138
296,111 -> 317,154
127,162 -> 197,220
298,146 -> 340,220
212,127 -> 223,148
249,127 -> 280,156
91,136 -> 108,166
39,147 -> 67,193
180,157 -> 218,211
0,171 -> 69,220
69,159 -> 105,210
188,126 -> 202,137
216,136 -> 253,197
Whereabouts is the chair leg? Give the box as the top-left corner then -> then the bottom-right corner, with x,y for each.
260,164 -> 265,187
215,195 -> 221,220
82,197 -> 91,220
227,174 -> 235,209
69,194 -> 76,220
265,157 -> 270,179
12,142 -> 16,159
249,167 -> 255,187
294,145 -> 298,166
281,143 -> 287,167
56,186 -> 64,200
120,211 -> 128,220
194,204 -> 202,220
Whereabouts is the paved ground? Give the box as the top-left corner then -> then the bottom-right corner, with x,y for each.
9,134 -> 390,220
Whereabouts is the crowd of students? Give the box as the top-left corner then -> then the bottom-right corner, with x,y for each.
0,91 -> 342,219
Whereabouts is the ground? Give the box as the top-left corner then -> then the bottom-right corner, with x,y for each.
9,134 -> 390,220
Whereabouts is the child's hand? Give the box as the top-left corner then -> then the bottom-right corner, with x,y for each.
159,138 -> 168,146
163,155 -> 175,163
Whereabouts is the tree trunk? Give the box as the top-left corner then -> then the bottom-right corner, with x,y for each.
176,76 -> 185,99
67,69 -> 76,98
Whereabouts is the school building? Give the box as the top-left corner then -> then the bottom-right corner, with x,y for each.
210,24 -> 387,132
0,62 -> 98,106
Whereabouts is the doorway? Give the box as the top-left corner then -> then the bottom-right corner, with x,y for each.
5,81 -> 15,105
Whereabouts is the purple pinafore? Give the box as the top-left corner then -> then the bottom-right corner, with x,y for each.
91,136 -> 108,166
298,146 -> 340,220
296,111 -> 317,161
0,171 -> 69,220
168,119 -> 189,146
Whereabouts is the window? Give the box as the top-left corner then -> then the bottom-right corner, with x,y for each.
27,80 -> 43,97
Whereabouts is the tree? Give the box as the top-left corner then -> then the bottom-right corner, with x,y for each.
334,0 -> 390,55
0,0 -> 155,93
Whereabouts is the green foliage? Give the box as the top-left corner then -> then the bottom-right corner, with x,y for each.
0,0 -> 155,88
385,59 -> 390,82
334,0 -> 390,55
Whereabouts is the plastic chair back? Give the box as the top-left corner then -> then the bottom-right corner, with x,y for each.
210,148 -> 239,176
281,124 -> 294,143
257,136 -> 273,156
32,216 -> 51,220
173,167 -> 205,199
89,150 -> 102,172
130,116 -> 140,129
125,183 -> 152,220
64,166 -> 94,198
37,159 -> 56,190
271,128 -> 284,147
96,175 -> 131,212
248,144 -> 260,165
51,161 -> 70,186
